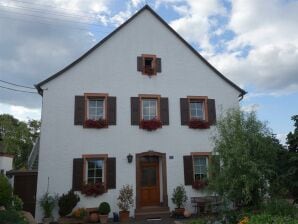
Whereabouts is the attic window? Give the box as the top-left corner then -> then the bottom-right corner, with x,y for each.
143,55 -> 156,75
137,54 -> 161,76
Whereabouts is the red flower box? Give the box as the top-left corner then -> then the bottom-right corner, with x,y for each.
143,67 -> 155,75
140,118 -> 162,131
81,182 -> 105,197
192,179 -> 208,190
188,118 -> 210,129
84,119 -> 107,129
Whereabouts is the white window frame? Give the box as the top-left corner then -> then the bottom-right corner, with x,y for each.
193,156 -> 208,180
85,159 -> 105,184
87,98 -> 105,120
141,98 -> 158,121
190,101 -> 205,120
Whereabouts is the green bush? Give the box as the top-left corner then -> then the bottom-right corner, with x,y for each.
171,185 -> 188,208
188,219 -> 207,224
8,195 -> 24,211
0,174 -> 12,208
262,198 -> 298,218
249,214 -> 298,224
98,202 -> 111,215
0,210 -> 28,224
58,190 -> 80,217
39,192 -> 58,218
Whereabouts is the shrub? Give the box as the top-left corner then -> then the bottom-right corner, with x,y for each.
39,192 -> 58,218
0,210 -> 28,224
171,185 -> 188,208
262,198 -> 298,218
188,219 -> 207,224
117,185 -> 133,211
58,190 -> 80,217
98,202 -> 111,215
0,174 -> 12,208
9,195 -> 24,211
248,214 -> 298,224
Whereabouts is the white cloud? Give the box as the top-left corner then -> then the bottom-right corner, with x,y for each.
241,103 -> 260,113
276,133 -> 287,145
0,103 -> 41,121
209,0 -> 298,94
168,0 -> 226,53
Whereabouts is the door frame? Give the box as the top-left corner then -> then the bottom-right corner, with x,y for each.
135,151 -> 168,210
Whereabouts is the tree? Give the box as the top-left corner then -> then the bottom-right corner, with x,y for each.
285,115 -> 298,200
287,115 -> 298,153
0,114 -> 40,169
208,108 -> 280,208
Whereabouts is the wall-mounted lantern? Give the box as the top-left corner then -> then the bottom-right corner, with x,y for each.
127,154 -> 133,163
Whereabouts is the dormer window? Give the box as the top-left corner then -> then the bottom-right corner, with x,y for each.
137,54 -> 162,76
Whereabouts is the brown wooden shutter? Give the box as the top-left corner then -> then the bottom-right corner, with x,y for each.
107,157 -> 116,189
183,155 -> 193,185
180,98 -> 189,125
72,158 -> 83,191
208,99 -> 216,125
137,57 -> 143,72
156,58 -> 162,72
131,97 -> 140,125
107,96 -> 116,125
160,97 -> 169,125
74,96 -> 85,125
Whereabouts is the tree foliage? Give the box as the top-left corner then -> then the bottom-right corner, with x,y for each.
209,108 -> 281,207
287,115 -> 298,153
0,114 -> 40,168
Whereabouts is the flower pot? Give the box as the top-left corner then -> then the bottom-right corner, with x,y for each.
175,208 -> 185,216
89,212 -> 99,223
42,217 -> 53,224
99,214 -> 109,224
119,211 -> 129,223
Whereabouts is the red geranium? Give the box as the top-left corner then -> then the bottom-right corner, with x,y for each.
140,118 -> 162,131
81,182 -> 105,197
192,179 -> 208,190
84,119 -> 107,129
188,118 -> 210,129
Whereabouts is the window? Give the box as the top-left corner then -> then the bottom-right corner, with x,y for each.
190,101 -> 205,120
188,96 -> 208,121
142,99 -> 158,120
193,156 -> 208,180
86,159 -> 104,184
88,99 -> 104,120
84,93 -> 108,121
142,54 -> 156,75
83,154 -> 107,185
139,95 -> 160,121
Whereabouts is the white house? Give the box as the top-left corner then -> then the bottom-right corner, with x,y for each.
35,5 -> 246,221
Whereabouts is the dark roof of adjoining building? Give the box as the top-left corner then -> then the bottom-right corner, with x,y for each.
35,5 -> 246,97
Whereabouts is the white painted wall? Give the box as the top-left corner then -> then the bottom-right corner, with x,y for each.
0,156 -> 13,174
36,9 -> 241,221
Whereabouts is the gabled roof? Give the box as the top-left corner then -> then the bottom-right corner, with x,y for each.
35,5 -> 246,97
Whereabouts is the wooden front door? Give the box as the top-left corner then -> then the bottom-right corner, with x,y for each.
140,157 -> 160,207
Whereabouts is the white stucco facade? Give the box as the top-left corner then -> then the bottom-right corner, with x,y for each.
35,7 -> 243,221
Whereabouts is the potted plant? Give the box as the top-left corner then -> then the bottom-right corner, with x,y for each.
117,185 -> 133,223
58,190 -> 80,217
39,192 -> 58,224
81,182 -> 105,196
72,207 -> 87,221
140,117 -> 162,131
98,202 -> 111,224
171,185 -> 188,216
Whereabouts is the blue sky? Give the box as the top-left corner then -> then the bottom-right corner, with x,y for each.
0,0 -> 297,144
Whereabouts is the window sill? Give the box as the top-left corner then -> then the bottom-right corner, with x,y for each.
84,119 -> 108,129
139,119 -> 162,131
188,119 -> 210,129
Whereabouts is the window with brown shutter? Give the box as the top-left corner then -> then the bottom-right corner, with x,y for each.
180,96 -> 216,128
74,93 -> 116,128
137,54 -> 162,76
